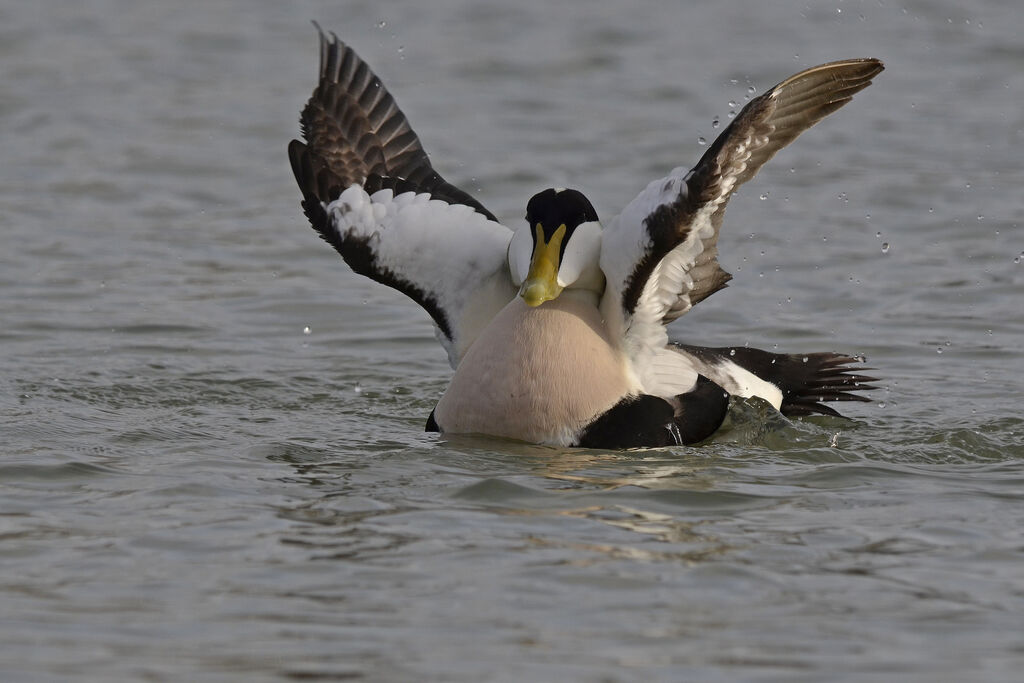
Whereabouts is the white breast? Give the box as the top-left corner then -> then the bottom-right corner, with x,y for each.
433,296 -> 636,446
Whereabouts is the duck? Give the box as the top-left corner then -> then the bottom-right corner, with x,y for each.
288,26 -> 882,448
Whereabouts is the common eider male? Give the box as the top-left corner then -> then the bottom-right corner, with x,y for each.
289,26 -> 882,448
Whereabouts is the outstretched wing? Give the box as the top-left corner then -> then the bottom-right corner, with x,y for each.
289,26 -> 516,367
599,58 -> 884,392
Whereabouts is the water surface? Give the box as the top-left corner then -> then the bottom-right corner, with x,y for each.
2,0 -> 1022,680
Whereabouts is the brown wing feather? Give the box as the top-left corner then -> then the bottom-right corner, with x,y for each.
291,24 -> 496,221
670,58 -> 885,316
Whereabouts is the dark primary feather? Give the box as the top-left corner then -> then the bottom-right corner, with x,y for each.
289,23 -> 496,221
626,58 -> 884,320
687,58 -> 884,207
674,344 -> 878,418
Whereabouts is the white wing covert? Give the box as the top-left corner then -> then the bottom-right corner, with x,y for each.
599,58 -> 884,395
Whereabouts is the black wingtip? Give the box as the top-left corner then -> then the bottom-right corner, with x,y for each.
674,345 -> 879,419
773,352 -> 879,418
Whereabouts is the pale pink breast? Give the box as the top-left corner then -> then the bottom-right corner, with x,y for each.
434,297 -> 633,445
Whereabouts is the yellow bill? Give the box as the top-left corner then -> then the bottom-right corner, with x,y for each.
519,223 -> 567,307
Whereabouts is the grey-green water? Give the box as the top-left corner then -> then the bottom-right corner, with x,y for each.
2,0 -> 1023,680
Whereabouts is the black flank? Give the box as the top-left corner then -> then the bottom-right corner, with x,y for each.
576,375 -> 729,449
672,374 -> 730,444
576,395 -> 679,449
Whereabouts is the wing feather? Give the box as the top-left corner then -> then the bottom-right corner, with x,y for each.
289,27 -> 516,367
600,58 -> 883,393
294,24 -> 497,220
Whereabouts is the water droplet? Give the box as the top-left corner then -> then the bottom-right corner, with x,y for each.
697,136 -> 706,146
928,207 -> 934,213
728,110 -> 736,119
881,242 -> 890,254
936,347 -> 943,354
354,382 -> 363,393
876,231 -> 882,238
759,192 -> 769,200
728,100 -> 737,108
965,182 -> 972,189
976,215 -> 984,221
759,271 -> 764,277
377,20 -> 387,28
789,167 -> 796,173
747,85 -> 756,94
878,401 -> 886,409
712,117 -> 720,129
729,349 -> 736,356
303,326 -> 311,335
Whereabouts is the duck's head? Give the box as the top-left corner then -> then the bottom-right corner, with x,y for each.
509,188 -> 604,307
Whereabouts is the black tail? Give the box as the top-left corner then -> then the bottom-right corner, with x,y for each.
672,344 -> 878,418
